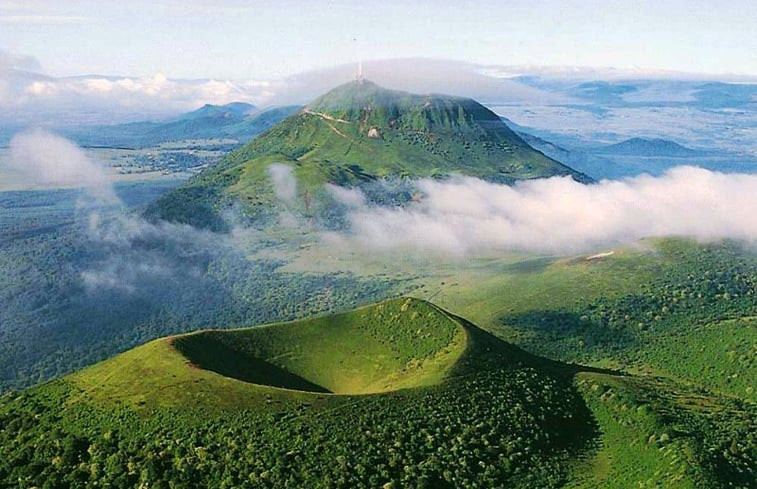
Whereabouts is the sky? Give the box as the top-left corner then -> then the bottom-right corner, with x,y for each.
1,0 -> 756,79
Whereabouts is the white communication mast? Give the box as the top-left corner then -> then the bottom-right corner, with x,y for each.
356,59 -> 364,84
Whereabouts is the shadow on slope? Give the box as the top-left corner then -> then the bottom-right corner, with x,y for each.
171,334 -> 330,393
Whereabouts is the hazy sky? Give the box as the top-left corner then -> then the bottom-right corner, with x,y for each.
1,0 -> 755,79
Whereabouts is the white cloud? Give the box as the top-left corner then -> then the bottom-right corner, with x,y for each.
326,183 -> 367,207
6,129 -> 118,203
267,163 -> 297,202
84,77 -> 114,93
79,212 -> 226,294
0,49 -> 278,123
17,72 -> 268,107
0,14 -> 90,24
23,80 -> 56,96
330,167 -> 757,256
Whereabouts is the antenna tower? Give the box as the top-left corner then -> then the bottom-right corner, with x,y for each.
356,59 -> 364,84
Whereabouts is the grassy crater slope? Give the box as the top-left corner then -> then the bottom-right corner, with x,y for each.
146,80 -> 589,230
67,298 -> 479,408
172,300 -> 464,394
67,298 -> 569,410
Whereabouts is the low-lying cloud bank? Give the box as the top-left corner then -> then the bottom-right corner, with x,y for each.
0,49 -> 275,125
330,167 -> 757,256
10,52 -> 754,129
6,128 -> 757,268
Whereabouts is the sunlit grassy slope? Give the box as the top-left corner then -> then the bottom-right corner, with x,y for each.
68,298 -> 474,408
568,372 -> 756,489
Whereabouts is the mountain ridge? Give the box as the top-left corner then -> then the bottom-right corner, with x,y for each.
65,104 -> 300,148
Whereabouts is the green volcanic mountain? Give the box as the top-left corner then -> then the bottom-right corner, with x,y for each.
147,80 -> 590,230
68,298 -> 474,406
2,297 -> 752,488
0,299 -> 597,487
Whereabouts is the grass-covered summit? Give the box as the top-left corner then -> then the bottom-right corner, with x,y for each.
69,298 -> 472,407
66,298 -> 554,410
147,80 -> 589,230
3,298 -> 601,488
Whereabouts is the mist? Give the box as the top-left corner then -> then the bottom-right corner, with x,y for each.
328,167 -> 757,256
3,129 -> 239,296
8,129 -> 118,203
326,183 -> 367,207
81,213 -> 229,294
267,163 -> 298,202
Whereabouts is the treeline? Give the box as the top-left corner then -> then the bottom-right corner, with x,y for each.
0,368 -> 592,488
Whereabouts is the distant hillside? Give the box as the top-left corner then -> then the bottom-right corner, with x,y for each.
518,131 -> 632,180
598,137 -> 704,157
515,129 -> 738,179
66,104 -> 300,148
147,80 -> 590,230
180,102 -> 256,120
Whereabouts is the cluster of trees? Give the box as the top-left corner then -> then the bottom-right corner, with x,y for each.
577,374 -> 756,488
0,367 -> 592,488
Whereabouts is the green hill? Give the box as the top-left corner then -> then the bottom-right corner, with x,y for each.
68,298 -> 471,407
66,298 -> 568,410
147,80 -> 590,230
1,297 -> 754,488
598,137 -> 703,157
0,298 -> 600,488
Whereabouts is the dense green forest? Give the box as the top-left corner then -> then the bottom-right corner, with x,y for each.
0,184 -> 404,391
0,370 -> 591,489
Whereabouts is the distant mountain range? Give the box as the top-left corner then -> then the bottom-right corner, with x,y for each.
64,103 -> 301,148
597,137 -> 704,157
516,132 -> 615,178
516,127 -> 745,180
